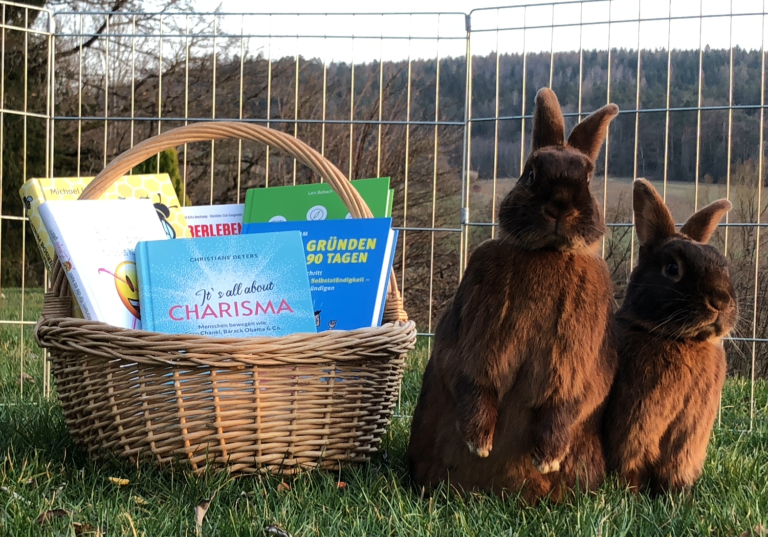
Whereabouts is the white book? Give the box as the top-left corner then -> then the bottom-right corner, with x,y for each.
39,199 -> 168,329
181,203 -> 244,238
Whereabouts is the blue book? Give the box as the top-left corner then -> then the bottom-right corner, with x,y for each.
135,231 -> 317,338
243,218 -> 398,331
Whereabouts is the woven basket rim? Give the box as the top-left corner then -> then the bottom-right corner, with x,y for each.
36,315 -> 416,368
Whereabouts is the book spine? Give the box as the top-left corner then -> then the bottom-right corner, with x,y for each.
19,179 -> 56,270
374,229 -> 398,327
38,203 -> 98,321
243,188 -> 256,224
134,242 -> 153,332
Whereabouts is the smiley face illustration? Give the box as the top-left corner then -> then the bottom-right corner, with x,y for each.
99,261 -> 141,321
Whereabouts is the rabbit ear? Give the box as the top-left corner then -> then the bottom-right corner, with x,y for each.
567,103 -> 619,162
531,88 -> 566,151
680,199 -> 732,244
633,179 -> 676,246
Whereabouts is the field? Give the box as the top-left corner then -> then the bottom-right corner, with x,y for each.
1,290 -> 768,536
468,177 -> 743,223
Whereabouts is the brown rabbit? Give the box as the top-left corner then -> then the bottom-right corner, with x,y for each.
407,88 -> 619,503
604,179 -> 737,496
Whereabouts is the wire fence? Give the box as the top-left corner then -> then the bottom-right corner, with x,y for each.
1,1 -> 766,430
0,1 -> 54,399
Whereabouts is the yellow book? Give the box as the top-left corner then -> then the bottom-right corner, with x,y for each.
20,174 -> 190,271
21,174 -> 188,320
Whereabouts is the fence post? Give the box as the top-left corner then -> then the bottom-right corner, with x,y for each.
459,12 -> 472,278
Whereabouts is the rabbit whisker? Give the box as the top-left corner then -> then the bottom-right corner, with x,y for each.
646,310 -> 688,335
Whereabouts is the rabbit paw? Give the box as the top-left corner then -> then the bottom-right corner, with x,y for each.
456,421 -> 494,458
466,441 -> 492,458
532,456 -> 562,474
531,444 -> 568,475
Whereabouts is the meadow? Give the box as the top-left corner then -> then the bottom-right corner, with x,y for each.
1,289 -> 767,536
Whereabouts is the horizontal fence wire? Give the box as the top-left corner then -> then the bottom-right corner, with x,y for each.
0,1 -> 765,431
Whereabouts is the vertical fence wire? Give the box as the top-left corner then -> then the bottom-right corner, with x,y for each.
1,8 -> 6,333
629,0 -> 641,273
236,14 -> 244,202
460,14 -> 472,277
491,14 -> 500,240
662,0 -> 672,202
320,16 -> 328,161
721,0 -> 736,428
210,15 -> 217,202
601,1 -> 613,259
750,1 -> 766,432
18,5 -> 27,395
694,0 -> 704,212
427,15 -> 442,354
400,19 -> 413,302
348,16 -> 355,185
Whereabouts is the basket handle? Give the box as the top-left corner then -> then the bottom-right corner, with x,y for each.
79,122 -> 373,218
66,122 -> 404,322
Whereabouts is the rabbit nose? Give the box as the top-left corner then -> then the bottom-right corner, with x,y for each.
542,204 -> 575,221
706,292 -> 733,313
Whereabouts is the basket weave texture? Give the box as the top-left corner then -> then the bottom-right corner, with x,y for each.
35,122 -> 417,474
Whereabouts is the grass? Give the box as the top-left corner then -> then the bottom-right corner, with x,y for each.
1,293 -> 768,536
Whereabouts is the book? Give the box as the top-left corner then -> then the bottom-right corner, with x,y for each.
20,174 -> 190,271
135,232 -> 317,338
38,199 -> 169,329
243,218 -> 398,331
182,204 -> 245,237
243,177 -> 393,224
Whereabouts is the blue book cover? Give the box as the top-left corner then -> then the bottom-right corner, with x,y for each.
135,231 -> 317,338
243,218 -> 397,331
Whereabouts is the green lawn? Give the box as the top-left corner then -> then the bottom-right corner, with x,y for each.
1,293 -> 768,535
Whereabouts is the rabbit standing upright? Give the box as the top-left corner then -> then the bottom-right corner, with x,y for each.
407,88 -> 619,503
604,179 -> 737,496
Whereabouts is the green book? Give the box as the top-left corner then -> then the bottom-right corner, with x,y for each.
244,177 -> 393,223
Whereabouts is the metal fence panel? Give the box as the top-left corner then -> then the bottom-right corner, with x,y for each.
0,2 -> 765,430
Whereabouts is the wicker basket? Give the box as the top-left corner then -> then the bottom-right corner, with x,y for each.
34,122 -> 417,475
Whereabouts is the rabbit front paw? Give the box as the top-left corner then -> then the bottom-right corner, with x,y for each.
531,441 -> 570,475
465,439 -> 493,458
456,421 -> 494,458
531,453 -> 563,474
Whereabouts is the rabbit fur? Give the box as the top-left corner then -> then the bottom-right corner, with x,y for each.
407,88 -> 620,503
603,178 -> 737,496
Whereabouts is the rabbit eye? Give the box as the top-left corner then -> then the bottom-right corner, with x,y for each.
665,262 -> 679,277
526,170 -> 535,186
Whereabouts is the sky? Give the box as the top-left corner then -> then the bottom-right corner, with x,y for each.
148,0 -> 768,62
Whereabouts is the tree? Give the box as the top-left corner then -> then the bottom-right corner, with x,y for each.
133,148 -> 187,205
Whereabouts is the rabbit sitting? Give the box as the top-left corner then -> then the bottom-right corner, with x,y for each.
407,88 -> 619,503
604,179 -> 737,496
